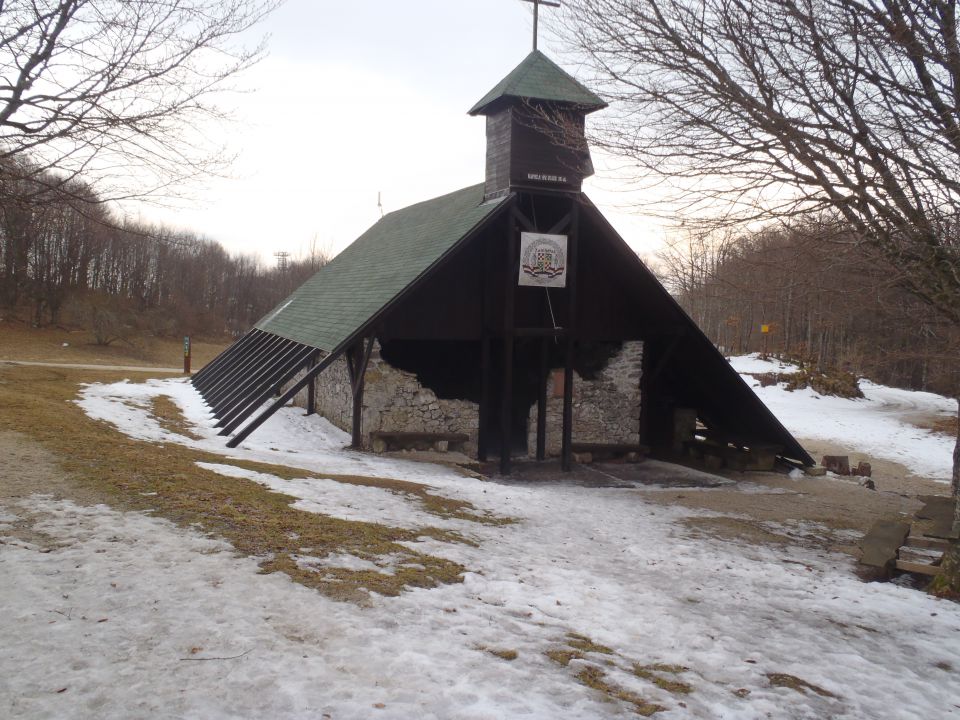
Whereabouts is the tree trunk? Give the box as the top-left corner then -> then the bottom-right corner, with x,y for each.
931,398 -> 960,597
953,398 -> 959,528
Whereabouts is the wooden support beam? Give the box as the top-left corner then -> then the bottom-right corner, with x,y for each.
212,338 -> 297,418
478,334 -> 491,462
225,348 -> 345,448
561,201 -> 579,471
512,206 -> 535,233
500,211 -> 520,475
199,330 -> 275,400
206,333 -> 287,408
217,344 -> 314,431
306,350 -> 318,415
537,336 -> 548,461
547,211 -> 572,235
349,337 -> 375,448
192,329 -> 258,389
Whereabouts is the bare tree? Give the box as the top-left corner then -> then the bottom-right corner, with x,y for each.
0,0 -> 278,203
561,0 -> 959,323
559,0 -> 960,587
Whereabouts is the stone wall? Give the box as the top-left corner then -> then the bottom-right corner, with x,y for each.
286,341 -> 480,456
286,339 -> 640,460
526,341 -> 643,457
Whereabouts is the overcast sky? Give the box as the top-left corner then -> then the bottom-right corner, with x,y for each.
129,0 -> 664,266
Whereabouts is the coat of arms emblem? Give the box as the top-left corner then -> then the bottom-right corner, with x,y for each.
519,232 -> 568,287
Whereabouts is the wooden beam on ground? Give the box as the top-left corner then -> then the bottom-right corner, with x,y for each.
895,560 -> 940,576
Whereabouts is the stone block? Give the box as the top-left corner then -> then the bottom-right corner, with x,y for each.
433,439 -> 449,453
821,455 -> 850,475
372,436 -> 388,454
572,451 -> 593,464
804,465 -> 827,476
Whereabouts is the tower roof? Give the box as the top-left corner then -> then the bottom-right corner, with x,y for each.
468,50 -> 607,116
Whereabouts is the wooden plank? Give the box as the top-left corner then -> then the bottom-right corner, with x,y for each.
859,520 -> 911,570
898,546 -> 943,565
895,560 -> 940,576
904,536 -> 950,550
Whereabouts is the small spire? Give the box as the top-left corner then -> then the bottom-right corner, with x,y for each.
521,0 -> 560,52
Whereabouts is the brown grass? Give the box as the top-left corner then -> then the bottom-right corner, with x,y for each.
480,646 -> 519,661
767,673 -> 837,698
0,320 -> 228,368
632,664 -> 693,694
150,395 -> 203,440
574,666 -> 665,716
0,364 -> 503,601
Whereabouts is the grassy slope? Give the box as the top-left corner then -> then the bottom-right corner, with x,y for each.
0,361 -> 510,601
0,321 -> 228,367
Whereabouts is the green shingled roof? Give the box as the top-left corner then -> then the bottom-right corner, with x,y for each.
255,184 -> 508,352
469,50 -> 607,116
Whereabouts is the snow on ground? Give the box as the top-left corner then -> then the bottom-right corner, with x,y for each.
729,354 -> 957,480
2,376 -> 960,718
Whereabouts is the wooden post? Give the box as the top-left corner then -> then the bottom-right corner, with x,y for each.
500,210 -> 520,475
478,334 -> 491,462
561,201 -> 579,471
537,336 -> 548,460
306,350 -> 318,415
348,337 -> 375,449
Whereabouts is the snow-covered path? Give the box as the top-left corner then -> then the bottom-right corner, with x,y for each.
2,376 -> 960,718
730,355 -> 957,480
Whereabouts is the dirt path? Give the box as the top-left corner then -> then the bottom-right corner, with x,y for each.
0,360 -> 184,373
0,430 -> 108,550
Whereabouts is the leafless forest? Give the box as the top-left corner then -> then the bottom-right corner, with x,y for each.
0,167 -> 326,341
657,221 -> 959,397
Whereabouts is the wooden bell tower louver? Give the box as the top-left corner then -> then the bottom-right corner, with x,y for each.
469,50 -> 607,201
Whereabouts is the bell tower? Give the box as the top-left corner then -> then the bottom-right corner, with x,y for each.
469,50 -> 607,201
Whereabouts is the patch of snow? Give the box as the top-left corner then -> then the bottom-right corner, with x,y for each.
294,552 -> 396,575
728,355 -> 957,480
196,462 -> 467,531
727,353 -> 800,374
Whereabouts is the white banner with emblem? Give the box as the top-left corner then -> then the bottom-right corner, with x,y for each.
518,232 -> 568,288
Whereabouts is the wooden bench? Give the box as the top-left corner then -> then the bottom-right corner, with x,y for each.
570,443 -> 649,463
370,431 -> 469,454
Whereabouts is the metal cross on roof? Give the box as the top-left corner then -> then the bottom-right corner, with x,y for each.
521,0 -> 560,52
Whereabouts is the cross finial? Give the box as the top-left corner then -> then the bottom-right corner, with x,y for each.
521,0 -> 560,52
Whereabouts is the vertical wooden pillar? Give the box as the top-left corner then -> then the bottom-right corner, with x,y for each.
536,336 -> 548,460
478,334 -> 491,461
348,337 -> 375,449
306,350 -> 318,415
500,209 -> 520,475
561,201 -> 579,471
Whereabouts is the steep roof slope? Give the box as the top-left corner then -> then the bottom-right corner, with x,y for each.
255,184 -> 508,352
469,50 -> 607,115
